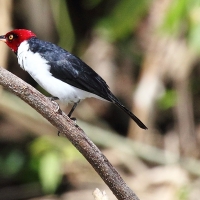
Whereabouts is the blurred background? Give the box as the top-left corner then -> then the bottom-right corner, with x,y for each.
0,0 -> 200,199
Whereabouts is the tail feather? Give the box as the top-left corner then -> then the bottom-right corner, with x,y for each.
109,94 -> 147,130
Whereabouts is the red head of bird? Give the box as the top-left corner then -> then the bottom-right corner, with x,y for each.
0,29 -> 36,53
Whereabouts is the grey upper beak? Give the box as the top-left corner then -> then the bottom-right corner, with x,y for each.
0,35 -> 6,42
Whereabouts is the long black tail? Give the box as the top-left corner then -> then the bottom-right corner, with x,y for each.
108,94 -> 148,130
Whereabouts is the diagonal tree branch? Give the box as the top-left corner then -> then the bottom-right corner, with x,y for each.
0,66 -> 140,200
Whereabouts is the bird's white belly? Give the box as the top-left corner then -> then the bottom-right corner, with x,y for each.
17,41 -> 97,103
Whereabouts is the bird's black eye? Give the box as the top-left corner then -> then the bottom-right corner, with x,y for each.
8,34 -> 14,41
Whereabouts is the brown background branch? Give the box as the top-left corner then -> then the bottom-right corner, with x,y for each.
0,66 -> 140,200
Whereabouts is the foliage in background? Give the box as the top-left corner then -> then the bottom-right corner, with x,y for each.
162,0 -> 200,53
97,0 -> 150,41
50,0 -> 75,51
2,0 -> 200,198
0,147 -> 25,178
30,136 -> 83,193
158,89 -> 177,110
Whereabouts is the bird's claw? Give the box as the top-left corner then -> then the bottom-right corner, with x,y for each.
48,97 -> 61,113
68,116 -> 78,126
48,96 -> 59,101
70,117 -> 77,123
58,131 -> 61,136
52,101 -> 60,112
67,116 -> 78,128
71,117 -> 79,128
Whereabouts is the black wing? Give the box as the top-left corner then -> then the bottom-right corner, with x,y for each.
49,57 -> 112,101
28,37 -> 112,101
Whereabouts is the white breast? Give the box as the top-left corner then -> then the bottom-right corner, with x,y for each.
17,41 -> 100,103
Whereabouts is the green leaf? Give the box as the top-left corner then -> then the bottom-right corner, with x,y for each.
188,4 -> 200,53
39,152 -> 62,193
188,24 -> 200,53
97,0 -> 150,41
161,0 -> 187,35
3,150 -> 24,177
158,89 -> 177,110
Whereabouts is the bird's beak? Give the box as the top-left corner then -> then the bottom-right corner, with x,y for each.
0,35 -> 6,42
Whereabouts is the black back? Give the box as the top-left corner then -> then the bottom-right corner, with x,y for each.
28,37 -> 112,101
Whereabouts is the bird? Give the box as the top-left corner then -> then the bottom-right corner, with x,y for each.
0,29 -> 147,130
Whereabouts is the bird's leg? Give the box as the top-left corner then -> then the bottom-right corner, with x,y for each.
68,101 -> 80,119
58,101 -> 80,136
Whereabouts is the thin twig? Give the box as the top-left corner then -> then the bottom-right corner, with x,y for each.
0,66 -> 140,200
